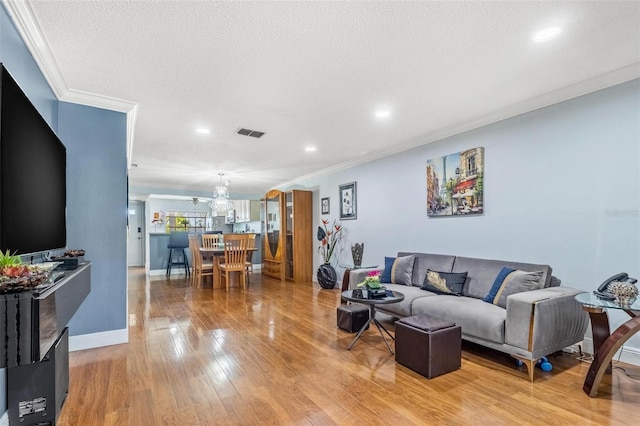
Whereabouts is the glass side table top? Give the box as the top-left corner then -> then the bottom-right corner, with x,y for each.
339,264 -> 378,270
575,292 -> 640,311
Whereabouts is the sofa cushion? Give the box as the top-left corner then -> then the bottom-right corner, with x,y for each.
375,284 -> 435,318
411,295 -> 507,344
421,270 -> 467,296
398,252 -> 456,287
484,268 -> 545,308
452,256 -> 552,299
380,255 -> 415,285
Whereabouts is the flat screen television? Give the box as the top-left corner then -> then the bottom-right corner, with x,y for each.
0,64 -> 66,256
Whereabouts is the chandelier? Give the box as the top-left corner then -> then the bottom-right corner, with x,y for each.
209,173 -> 234,213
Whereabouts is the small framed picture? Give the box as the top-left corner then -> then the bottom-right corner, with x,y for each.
339,181 -> 357,220
321,197 -> 330,215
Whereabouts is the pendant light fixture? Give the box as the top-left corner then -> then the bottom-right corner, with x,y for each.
209,173 -> 233,213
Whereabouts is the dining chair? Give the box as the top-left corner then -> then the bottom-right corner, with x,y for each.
218,234 -> 250,291
245,233 -> 256,283
201,233 -> 223,248
202,234 -> 223,278
189,234 -> 213,287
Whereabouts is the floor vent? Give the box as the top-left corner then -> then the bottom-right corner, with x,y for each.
236,128 -> 265,138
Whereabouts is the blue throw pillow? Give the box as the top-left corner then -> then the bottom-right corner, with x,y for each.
484,267 -> 544,308
380,257 -> 395,283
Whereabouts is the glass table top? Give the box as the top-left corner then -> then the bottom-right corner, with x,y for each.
575,292 -> 640,311
341,289 -> 404,305
339,264 -> 378,270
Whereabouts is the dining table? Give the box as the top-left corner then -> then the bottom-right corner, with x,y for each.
199,246 -> 258,289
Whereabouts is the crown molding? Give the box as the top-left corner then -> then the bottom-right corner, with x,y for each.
2,0 -> 138,167
2,0 -> 68,97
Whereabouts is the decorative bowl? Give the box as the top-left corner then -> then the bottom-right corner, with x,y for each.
607,280 -> 638,307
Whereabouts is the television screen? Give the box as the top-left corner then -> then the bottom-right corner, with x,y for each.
0,65 -> 66,255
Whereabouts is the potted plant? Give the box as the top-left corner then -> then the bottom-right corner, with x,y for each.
0,250 -> 55,293
316,219 -> 342,289
357,270 -> 382,289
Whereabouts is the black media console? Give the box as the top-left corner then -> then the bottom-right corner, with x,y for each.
1,262 -> 91,425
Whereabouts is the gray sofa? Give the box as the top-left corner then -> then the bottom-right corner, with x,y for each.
349,252 -> 589,380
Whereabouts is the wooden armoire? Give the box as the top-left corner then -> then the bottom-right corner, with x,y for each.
262,189 -> 312,282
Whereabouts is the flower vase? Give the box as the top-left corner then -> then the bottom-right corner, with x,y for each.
351,243 -> 364,269
317,263 -> 337,289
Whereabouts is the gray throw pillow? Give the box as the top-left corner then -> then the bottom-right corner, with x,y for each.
388,255 -> 415,286
484,268 -> 544,308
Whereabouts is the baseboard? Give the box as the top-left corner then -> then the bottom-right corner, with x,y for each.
567,338 -> 640,366
149,269 -> 186,277
69,328 -> 129,352
0,410 -> 7,426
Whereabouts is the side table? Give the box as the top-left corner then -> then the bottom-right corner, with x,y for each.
341,289 -> 405,354
574,292 -> 640,397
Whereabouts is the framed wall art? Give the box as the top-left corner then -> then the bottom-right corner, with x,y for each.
426,147 -> 484,217
339,182 -> 357,220
321,197 -> 330,215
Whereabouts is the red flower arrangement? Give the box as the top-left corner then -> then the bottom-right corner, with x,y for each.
357,270 -> 382,289
316,219 -> 343,263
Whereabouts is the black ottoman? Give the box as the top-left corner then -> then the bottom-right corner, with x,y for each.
395,314 -> 461,378
337,304 -> 369,333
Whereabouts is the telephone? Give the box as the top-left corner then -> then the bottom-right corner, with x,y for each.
594,272 -> 638,300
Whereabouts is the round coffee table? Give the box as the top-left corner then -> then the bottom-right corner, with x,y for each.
341,289 -> 404,354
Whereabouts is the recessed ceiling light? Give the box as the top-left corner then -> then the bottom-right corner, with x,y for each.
375,110 -> 391,119
305,146 -> 317,152
195,128 -> 211,134
533,27 -> 561,43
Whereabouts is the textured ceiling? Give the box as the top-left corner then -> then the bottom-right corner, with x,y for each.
25,1 -> 640,197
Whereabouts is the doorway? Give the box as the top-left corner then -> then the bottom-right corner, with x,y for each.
127,200 -> 145,266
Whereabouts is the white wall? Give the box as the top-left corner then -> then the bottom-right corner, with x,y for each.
283,79 -> 640,360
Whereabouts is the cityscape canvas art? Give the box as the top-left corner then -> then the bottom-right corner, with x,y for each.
427,147 -> 484,217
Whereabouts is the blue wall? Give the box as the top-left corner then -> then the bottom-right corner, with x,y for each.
58,102 -> 128,334
0,2 -> 128,416
288,78 -> 640,355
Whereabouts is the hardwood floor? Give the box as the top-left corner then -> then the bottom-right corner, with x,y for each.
57,267 -> 640,425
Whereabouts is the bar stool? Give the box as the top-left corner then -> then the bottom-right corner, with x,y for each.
166,231 -> 190,277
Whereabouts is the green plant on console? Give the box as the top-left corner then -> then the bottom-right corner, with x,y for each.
0,250 -> 21,268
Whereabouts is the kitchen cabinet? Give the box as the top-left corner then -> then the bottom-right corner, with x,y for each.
234,200 -> 260,222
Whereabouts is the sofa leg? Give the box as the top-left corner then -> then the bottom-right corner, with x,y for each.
513,356 -> 535,381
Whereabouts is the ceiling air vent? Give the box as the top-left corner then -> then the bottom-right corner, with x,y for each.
236,127 -> 265,138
